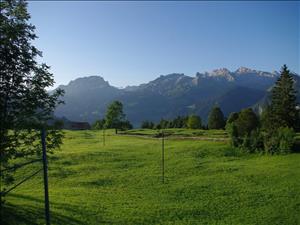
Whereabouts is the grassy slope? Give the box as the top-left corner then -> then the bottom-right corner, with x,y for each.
3,130 -> 300,225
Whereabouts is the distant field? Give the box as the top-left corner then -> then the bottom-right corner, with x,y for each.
3,129 -> 300,225
119,128 -> 228,139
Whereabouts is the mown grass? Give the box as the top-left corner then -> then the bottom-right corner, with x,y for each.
119,128 -> 228,138
3,129 -> 300,225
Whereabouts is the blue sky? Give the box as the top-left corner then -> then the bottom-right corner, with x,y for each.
28,1 -> 299,88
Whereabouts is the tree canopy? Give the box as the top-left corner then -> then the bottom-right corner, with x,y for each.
208,106 -> 225,129
104,101 -> 131,133
267,65 -> 298,130
187,115 -> 202,129
235,108 -> 259,137
0,0 -> 64,202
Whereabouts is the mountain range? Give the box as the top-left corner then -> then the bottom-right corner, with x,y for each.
53,67 -> 300,127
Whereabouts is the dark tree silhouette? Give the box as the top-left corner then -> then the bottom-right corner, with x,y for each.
208,106 -> 225,129
268,65 -> 298,129
0,0 -> 64,205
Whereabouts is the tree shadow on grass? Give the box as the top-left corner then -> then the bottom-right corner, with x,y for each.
2,193 -> 111,225
2,203 -> 85,225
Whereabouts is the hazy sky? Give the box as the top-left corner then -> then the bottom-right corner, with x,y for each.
28,1 -> 299,88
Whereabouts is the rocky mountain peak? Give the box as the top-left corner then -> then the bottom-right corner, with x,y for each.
236,67 -> 257,74
65,76 -> 110,89
210,68 -> 231,76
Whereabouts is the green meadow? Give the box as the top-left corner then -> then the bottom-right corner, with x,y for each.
3,129 -> 300,225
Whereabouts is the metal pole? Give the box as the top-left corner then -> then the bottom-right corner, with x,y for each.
41,128 -> 50,225
103,129 -> 106,146
0,151 -> 2,225
162,130 -> 165,184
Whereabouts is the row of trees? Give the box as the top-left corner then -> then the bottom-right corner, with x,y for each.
226,65 -> 298,154
94,103 -> 227,132
141,106 -> 226,130
95,65 -> 299,155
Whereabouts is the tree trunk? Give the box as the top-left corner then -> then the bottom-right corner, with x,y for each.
115,129 -> 118,134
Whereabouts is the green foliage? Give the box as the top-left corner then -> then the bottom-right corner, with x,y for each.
235,108 -> 259,137
105,101 -> 130,133
208,106 -> 225,129
119,120 -> 133,131
226,122 -> 240,147
171,116 -> 188,128
226,108 -> 261,152
226,112 -> 239,124
278,127 -> 295,154
241,129 -> 264,153
260,65 -> 298,153
141,121 -> 155,129
0,0 -> 63,196
265,65 -> 298,130
154,116 -> 188,129
158,119 -> 169,129
92,119 -> 105,130
263,127 -> 295,154
187,115 -> 202,129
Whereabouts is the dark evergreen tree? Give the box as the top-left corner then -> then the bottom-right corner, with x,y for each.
235,108 -> 259,137
269,65 -> 298,129
208,106 -> 225,129
226,112 -> 239,124
149,122 -> 154,129
120,120 -> 133,130
0,0 -> 64,205
141,121 -> 150,129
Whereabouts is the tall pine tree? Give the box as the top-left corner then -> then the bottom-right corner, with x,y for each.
269,65 -> 298,129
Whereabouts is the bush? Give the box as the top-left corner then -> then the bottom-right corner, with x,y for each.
226,122 -> 240,147
208,106 -> 225,129
241,129 -> 264,153
263,127 -> 295,154
187,115 -> 202,129
92,119 -> 106,130
277,127 -> 295,154
235,108 -> 259,137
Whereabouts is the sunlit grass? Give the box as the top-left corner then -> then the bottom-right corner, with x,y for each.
4,130 -> 300,225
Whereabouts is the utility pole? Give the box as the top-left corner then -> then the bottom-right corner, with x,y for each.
161,130 -> 165,184
41,128 -> 50,225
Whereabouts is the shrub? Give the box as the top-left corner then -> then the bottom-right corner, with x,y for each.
241,129 -> 264,153
226,122 -> 240,147
263,127 -> 295,154
235,108 -> 259,137
277,127 -> 295,154
208,106 -> 225,129
187,115 -> 202,129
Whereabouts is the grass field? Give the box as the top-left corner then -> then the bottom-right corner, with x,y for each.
3,129 -> 300,225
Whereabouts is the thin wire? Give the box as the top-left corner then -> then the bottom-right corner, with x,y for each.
0,159 -> 42,173
1,168 -> 42,197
